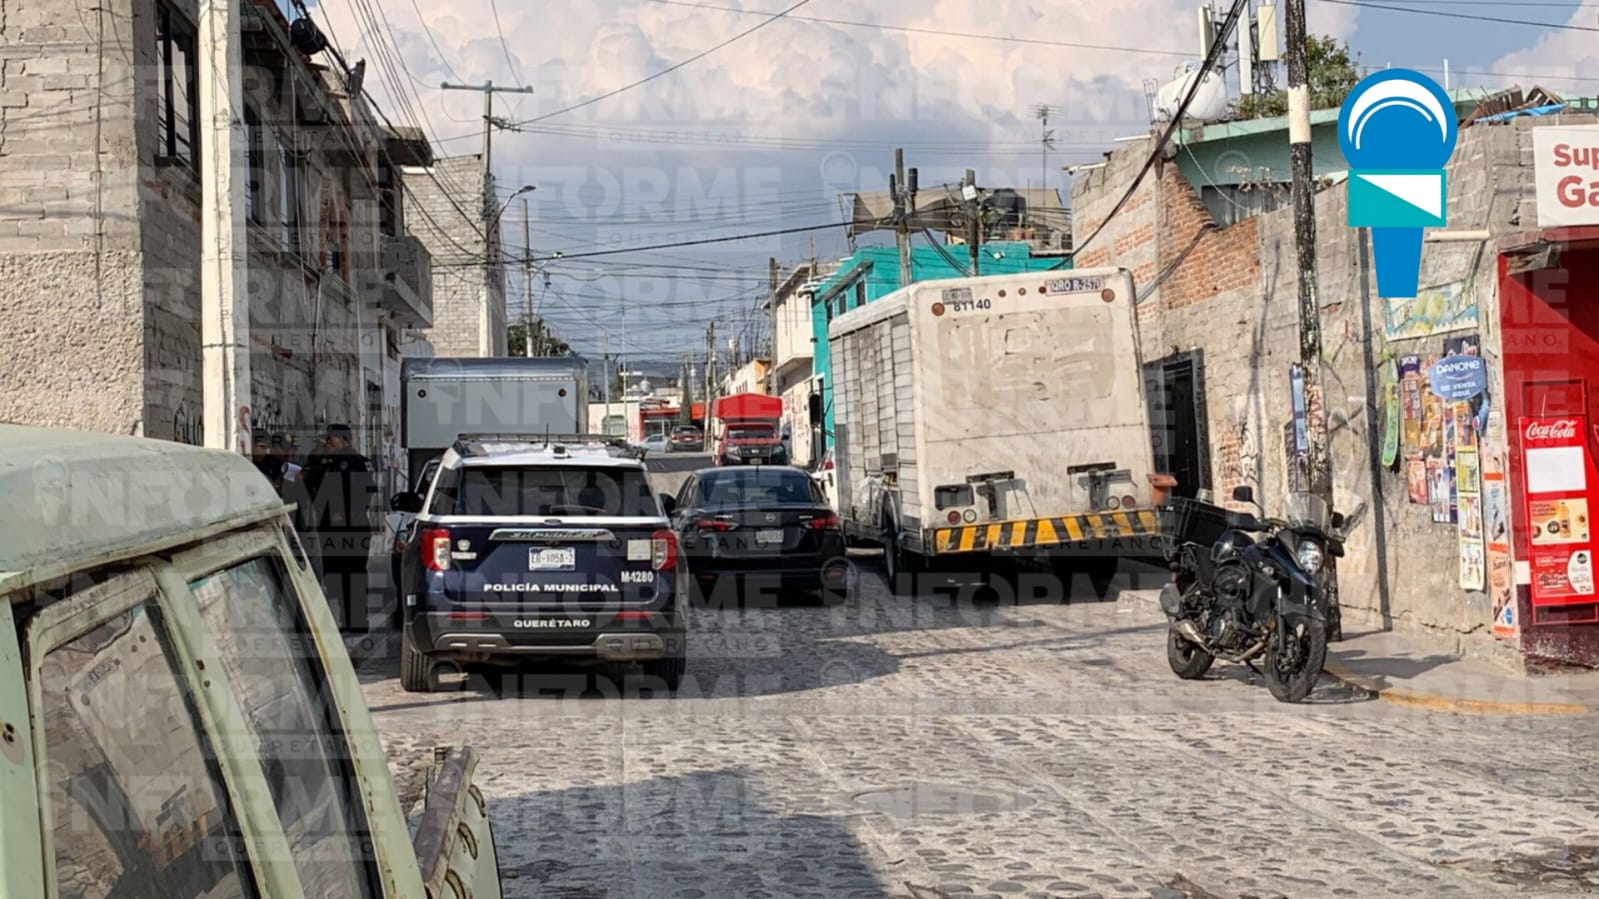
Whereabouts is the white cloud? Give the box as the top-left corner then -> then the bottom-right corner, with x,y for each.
1488,10 -> 1599,97
305,0 -> 1274,351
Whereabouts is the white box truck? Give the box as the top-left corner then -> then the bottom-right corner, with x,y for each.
400,356 -> 590,487
827,267 -> 1166,591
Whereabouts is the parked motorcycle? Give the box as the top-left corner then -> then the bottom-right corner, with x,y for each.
1159,486 -> 1346,703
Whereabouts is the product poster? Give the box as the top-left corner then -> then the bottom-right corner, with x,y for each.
1456,448 -> 1481,495
1400,356 -> 1423,462
1421,356 -> 1444,457
1484,473 -> 1510,544
1521,415 -> 1599,606
1529,498 -> 1590,545
1429,458 -> 1453,523
1406,459 -> 1429,503
1456,444 -> 1483,589
1460,542 -> 1486,593
1489,546 -> 1516,638
1485,469 -> 1516,638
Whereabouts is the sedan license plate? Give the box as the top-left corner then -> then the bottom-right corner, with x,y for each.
529,547 -> 575,570
755,528 -> 783,545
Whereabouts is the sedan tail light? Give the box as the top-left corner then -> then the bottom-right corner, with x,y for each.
422,528 -> 451,571
806,514 -> 841,530
695,518 -> 736,531
652,529 -> 679,571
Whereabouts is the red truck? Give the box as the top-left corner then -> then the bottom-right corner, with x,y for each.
710,393 -> 786,466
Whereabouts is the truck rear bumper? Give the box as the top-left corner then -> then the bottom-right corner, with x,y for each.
929,510 -> 1164,556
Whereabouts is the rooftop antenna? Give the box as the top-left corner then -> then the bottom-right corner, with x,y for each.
1032,104 -> 1056,219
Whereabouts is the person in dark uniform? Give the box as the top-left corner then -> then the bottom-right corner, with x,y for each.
303,423 -> 378,634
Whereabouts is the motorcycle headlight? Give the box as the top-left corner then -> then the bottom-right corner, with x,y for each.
1296,538 -> 1325,574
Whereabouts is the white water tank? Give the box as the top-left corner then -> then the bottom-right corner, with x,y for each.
1154,65 -> 1229,123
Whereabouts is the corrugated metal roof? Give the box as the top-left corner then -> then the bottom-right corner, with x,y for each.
0,425 -> 284,593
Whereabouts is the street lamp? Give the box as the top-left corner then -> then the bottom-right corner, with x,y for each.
483,184 -> 534,356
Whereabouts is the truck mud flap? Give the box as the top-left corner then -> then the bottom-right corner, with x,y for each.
415,746 -> 503,899
930,510 -> 1162,556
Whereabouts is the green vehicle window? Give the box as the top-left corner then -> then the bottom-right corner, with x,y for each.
39,601 -> 256,899
191,557 -> 379,899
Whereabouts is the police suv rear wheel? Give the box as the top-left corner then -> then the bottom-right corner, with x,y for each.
399,622 -> 435,693
642,652 -> 686,692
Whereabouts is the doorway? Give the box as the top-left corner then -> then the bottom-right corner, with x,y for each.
1146,351 -> 1211,500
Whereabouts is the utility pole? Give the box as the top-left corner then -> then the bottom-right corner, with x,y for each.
198,0 -> 250,453
441,79 -> 533,357
893,148 -> 910,287
1284,0 -> 1330,505
768,257 -> 780,393
521,197 -> 535,357
962,169 -> 980,277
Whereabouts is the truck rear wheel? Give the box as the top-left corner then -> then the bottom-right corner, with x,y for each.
399,622 -> 435,693
882,519 -> 923,593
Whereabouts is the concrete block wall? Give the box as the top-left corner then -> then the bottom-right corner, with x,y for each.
405,156 -> 499,357
0,0 -> 149,435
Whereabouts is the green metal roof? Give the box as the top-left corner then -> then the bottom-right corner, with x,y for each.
0,425 -> 284,593
1176,86 -> 1499,146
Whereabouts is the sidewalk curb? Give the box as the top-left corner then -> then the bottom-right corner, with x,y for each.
1321,661 -> 1591,717
1125,588 -> 1590,716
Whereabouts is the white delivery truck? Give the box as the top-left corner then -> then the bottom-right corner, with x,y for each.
400,356 -> 590,488
827,267 -> 1166,593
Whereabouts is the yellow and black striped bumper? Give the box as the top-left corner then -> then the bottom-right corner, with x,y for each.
931,509 -> 1161,554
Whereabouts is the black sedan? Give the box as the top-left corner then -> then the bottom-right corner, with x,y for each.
666,465 -> 849,600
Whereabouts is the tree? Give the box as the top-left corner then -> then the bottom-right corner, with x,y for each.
507,319 -> 571,357
1236,35 -> 1362,119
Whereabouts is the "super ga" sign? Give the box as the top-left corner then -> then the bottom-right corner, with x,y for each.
1534,125 -> 1599,227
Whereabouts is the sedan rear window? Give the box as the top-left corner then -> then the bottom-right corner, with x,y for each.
430,466 -> 659,517
699,469 -> 818,506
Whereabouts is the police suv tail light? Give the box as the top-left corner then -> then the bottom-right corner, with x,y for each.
652,529 -> 679,571
422,528 -> 451,571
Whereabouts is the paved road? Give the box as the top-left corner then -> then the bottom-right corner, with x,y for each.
646,452 -> 711,497
360,566 -> 1599,899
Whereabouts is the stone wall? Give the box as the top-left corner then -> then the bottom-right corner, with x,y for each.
1074,120 -> 1541,665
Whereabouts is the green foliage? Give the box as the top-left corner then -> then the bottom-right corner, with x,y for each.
507,319 -> 572,357
1236,35 -> 1363,119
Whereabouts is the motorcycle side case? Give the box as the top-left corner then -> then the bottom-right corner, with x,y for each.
1158,582 -> 1183,619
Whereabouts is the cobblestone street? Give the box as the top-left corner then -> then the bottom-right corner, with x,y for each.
360,565 -> 1599,899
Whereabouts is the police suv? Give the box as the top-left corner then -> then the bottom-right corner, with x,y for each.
391,435 -> 688,692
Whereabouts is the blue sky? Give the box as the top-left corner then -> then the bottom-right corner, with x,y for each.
307,0 -> 1597,361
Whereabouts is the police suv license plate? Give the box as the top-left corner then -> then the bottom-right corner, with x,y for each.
756,529 -> 783,545
529,547 -> 575,570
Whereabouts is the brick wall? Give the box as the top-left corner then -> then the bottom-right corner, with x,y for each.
1075,121 -> 1538,665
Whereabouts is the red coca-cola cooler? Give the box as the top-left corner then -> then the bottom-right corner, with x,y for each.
1516,416 -> 1598,619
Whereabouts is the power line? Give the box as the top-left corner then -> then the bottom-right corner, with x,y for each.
640,0 -> 1196,58
510,0 -> 812,126
404,0 -> 462,82
1314,0 -> 1599,32
1071,0 -> 1248,261
506,220 -> 856,264
486,0 -> 530,90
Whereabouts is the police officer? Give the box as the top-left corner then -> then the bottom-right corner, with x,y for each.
304,424 -> 378,634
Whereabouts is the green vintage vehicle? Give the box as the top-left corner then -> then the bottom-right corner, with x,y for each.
0,424 -> 502,899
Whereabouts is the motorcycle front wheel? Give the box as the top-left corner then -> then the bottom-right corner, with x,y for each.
1263,615 -> 1328,703
1167,627 -> 1215,679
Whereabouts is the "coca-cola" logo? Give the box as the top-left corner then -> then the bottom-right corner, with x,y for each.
1526,419 -> 1580,442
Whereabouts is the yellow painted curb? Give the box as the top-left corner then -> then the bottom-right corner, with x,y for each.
1323,661 -> 1590,717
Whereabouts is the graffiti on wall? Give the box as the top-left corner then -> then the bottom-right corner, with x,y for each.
173,404 -> 201,446
1383,279 -> 1477,341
